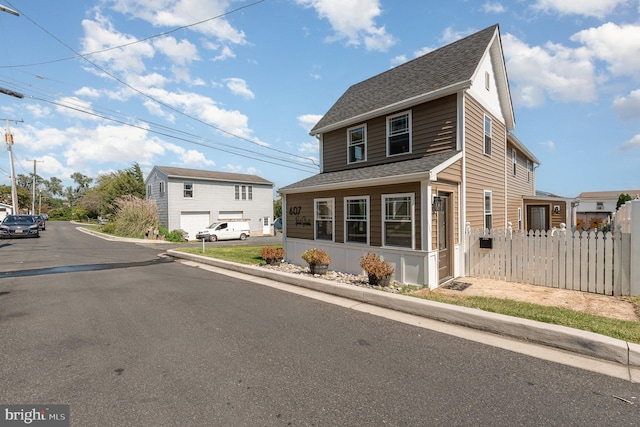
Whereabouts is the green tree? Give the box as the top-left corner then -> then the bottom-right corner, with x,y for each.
87,163 -> 146,217
616,193 -> 632,210
273,197 -> 282,218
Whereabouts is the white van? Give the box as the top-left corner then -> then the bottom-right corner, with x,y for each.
195,221 -> 251,242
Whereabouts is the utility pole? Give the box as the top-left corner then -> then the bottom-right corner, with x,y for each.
3,119 -> 23,214
31,159 -> 44,214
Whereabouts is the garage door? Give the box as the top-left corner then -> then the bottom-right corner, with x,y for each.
180,212 -> 210,241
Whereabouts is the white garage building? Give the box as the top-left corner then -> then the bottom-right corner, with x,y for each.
145,166 -> 274,240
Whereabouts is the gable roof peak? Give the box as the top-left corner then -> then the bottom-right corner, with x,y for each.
310,24 -> 504,134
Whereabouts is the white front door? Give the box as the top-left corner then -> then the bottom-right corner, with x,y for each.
262,217 -> 271,236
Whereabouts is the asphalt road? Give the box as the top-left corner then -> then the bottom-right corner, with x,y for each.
0,222 -> 638,426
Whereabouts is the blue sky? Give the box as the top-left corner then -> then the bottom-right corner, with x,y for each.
0,0 -> 639,198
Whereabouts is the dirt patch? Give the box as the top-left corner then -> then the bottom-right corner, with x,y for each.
412,277 -> 639,322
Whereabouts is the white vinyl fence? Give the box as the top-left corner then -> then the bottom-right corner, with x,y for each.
465,227 -> 628,295
464,200 -> 640,296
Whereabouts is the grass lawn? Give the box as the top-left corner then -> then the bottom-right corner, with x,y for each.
177,245 -> 640,343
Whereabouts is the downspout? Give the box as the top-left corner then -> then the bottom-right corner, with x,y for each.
458,91 -> 467,277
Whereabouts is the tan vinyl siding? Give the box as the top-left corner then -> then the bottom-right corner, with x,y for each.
506,143 -> 535,230
322,95 -> 458,173
430,181 -> 460,250
464,95 -> 506,229
285,183 -> 422,250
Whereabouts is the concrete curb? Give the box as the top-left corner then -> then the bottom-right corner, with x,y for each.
167,249 -> 640,369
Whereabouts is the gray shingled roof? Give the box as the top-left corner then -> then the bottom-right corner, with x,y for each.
155,166 -> 272,185
310,25 -> 499,134
279,151 -> 460,193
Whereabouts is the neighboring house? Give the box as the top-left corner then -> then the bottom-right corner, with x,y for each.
145,166 -> 274,240
279,25 -> 563,288
0,203 -> 12,221
575,190 -> 640,228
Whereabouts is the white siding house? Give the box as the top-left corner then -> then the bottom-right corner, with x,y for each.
145,166 -> 274,240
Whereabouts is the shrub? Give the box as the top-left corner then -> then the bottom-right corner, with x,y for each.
112,195 -> 159,238
301,248 -> 330,265
100,221 -> 117,234
164,229 -> 187,242
261,246 -> 285,264
360,252 -> 394,279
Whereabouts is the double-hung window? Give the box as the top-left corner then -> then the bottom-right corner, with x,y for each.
387,111 -> 411,156
484,190 -> 493,230
147,184 -> 152,197
512,149 -> 517,176
345,197 -> 369,244
383,194 -> 413,248
484,115 -> 492,156
315,198 -> 334,241
234,184 -> 253,200
183,182 -> 193,198
159,181 -> 165,194
347,125 -> 366,163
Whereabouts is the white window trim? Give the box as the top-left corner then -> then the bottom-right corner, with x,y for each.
159,181 -> 165,194
386,110 -> 412,157
484,190 -> 493,230
382,192 -> 415,249
344,196 -> 370,245
314,198 -> 335,242
183,181 -> 194,198
347,124 -> 367,164
484,115 -> 492,156
512,148 -> 517,176
147,184 -> 152,198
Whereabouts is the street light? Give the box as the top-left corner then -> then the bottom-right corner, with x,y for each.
0,4 -> 19,16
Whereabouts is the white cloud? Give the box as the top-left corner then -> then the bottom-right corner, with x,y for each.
539,140 -> 556,151
111,0 -> 247,45
571,23 -> 640,78
502,33 -> 597,107
153,36 -> 199,66
440,27 -> 477,44
295,0 -> 396,51
613,89 -> 640,120
482,2 -> 506,13
297,114 -> 323,132
224,78 -> 255,99
531,0 -> 628,19
81,16 -> 155,75
178,149 -> 215,166
621,134 -> 640,151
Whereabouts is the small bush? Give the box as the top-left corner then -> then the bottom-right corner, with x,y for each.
301,248 -> 330,265
261,246 -> 285,264
100,222 -> 117,234
164,229 -> 186,242
360,252 -> 394,279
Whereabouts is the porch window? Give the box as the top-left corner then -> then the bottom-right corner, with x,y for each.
387,111 -> 411,156
383,194 -> 413,248
484,190 -> 492,230
315,198 -> 334,241
183,182 -> 193,198
484,115 -> 492,156
347,125 -> 366,163
345,197 -> 369,244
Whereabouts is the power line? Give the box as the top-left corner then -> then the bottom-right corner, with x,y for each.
3,0 -> 318,167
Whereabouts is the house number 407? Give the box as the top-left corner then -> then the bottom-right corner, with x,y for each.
289,206 -> 301,215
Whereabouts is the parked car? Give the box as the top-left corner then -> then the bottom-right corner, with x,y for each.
195,221 -> 250,242
0,215 -> 40,238
35,214 -> 46,230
